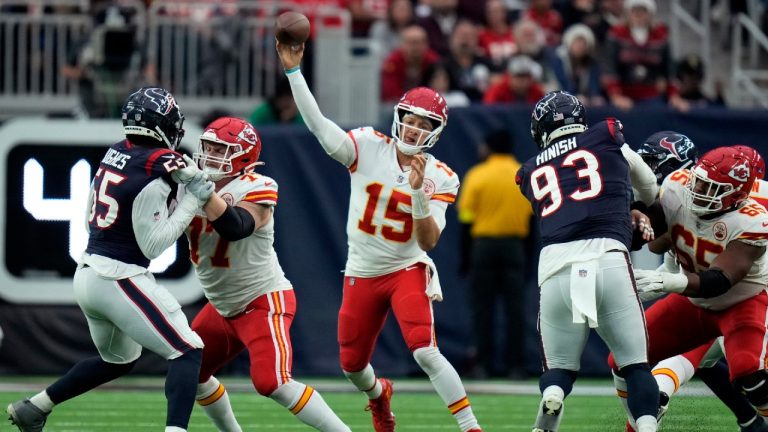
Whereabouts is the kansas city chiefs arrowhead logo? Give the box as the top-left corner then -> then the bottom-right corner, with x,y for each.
728,161 -> 750,182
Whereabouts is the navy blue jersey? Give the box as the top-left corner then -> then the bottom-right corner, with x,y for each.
86,140 -> 185,267
516,120 -> 633,248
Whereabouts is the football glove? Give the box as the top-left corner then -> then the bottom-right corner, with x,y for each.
171,154 -> 204,185
634,269 -> 688,296
185,171 -> 215,204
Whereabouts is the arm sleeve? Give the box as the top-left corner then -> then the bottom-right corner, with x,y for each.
286,70 -> 357,167
622,144 -> 659,205
133,178 -> 200,260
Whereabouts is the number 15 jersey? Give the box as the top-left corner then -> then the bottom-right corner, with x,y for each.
344,127 -> 460,278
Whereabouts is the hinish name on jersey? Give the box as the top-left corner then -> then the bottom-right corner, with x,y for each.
536,137 -> 577,166
101,148 -> 131,170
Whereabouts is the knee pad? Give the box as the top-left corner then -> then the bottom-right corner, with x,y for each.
413,346 -> 446,376
736,370 -> 768,407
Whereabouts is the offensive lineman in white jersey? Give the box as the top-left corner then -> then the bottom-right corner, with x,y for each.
608,145 -> 768,430
185,117 -> 349,431
277,41 -> 483,432
630,143 -> 768,432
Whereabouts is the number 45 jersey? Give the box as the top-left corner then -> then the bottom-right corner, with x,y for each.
186,173 -> 291,317
344,127 -> 460,278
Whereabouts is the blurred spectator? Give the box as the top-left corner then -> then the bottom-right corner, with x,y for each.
249,78 -> 304,125
513,19 -> 557,90
522,0 -> 564,46
415,0 -> 460,56
483,55 -> 545,104
62,3 -> 148,117
369,0 -> 414,56
591,0 -> 625,44
200,108 -> 233,130
441,20 -> 492,101
457,129 -> 532,379
551,24 -> 605,106
601,0 -> 681,110
345,0 -> 389,37
380,24 -> 440,101
479,0 -> 519,71
423,63 -> 471,107
559,0 -> 603,30
674,54 -> 726,108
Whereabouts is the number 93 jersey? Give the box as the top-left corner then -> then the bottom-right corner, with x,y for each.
660,170 -> 768,310
344,127 -> 460,277
517,120 -> 633,249
186,173 -> 291,317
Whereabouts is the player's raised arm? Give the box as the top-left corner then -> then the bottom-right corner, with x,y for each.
622,144 -> 659,205
276,41 -> 356,167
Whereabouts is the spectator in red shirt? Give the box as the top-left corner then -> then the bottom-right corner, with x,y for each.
601,0 -> 685,110
523,0 -> 564,46
380,24 -> 440,102
483,55 -> 545,104
479,0 -> 518,72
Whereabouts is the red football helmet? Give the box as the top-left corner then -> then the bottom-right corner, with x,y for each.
686,146 -> 757,215
195,117 -> 263,180
732,144 -> 765,180
391,87 -> 448,155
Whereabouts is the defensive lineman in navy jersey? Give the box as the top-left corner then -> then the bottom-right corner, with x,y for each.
516,91 -> 659,432
7,88 -> 215,432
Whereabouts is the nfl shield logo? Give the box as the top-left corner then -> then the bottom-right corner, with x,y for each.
578,269 -> 587,277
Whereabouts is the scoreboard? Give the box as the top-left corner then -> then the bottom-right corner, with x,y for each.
0,119 -> 203,304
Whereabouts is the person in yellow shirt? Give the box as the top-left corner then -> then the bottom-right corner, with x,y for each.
457,129 -> 533,379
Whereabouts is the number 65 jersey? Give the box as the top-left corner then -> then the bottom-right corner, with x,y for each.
660,171 -> 768,311
344,127 -> 460,279
186,173 -> 291,317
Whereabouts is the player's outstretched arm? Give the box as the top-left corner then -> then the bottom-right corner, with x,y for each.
622,144 -> 659,205
133,175 -> 213,259
276,41 -> 356,167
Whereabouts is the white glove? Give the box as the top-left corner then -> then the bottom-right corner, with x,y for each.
171,155 -> 204,185
634,268 -> 688,296
185,171 -> 215,204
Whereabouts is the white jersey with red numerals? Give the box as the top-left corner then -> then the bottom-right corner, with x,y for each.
660,170 -> 768,310
344,127 -> 460,280
186,173 -> 291,317
751,179 -> 768,209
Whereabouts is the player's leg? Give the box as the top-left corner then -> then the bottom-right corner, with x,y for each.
391,263 -> 482,432
192,302 -> 245,432
535,268 -> 588,432
7,266 -> 139,431
110,274 -> 204,432
720,293 -> 768,427
597,253 -> 665,432
607,288 -> 719,429
337,274 -> 395,431
237,290 -> 350,432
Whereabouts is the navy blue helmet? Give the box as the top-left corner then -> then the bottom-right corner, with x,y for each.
530,91 -> 587,149
121,87 -> 185,150
637,131 -> 698,184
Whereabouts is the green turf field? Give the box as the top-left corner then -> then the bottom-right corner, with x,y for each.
1,379 -> 739,431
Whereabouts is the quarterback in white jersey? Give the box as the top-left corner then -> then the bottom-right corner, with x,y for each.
185,117 -> 349,432
278,41 -> 482,432
628,146 -> 768,424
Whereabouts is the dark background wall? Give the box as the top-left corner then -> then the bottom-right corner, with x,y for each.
1,105 -> 766,378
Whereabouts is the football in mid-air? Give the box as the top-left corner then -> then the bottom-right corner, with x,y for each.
276,11 -> 310,45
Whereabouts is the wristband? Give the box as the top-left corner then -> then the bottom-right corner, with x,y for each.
410,187 -> 431,219
285,66 -> 300,75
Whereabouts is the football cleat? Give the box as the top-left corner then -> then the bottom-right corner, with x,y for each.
625,392 -> 669,432
741,415 -> 768,432
7,399 -> 48,432
532,394 -> 564,432
365,378 -> 395,432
